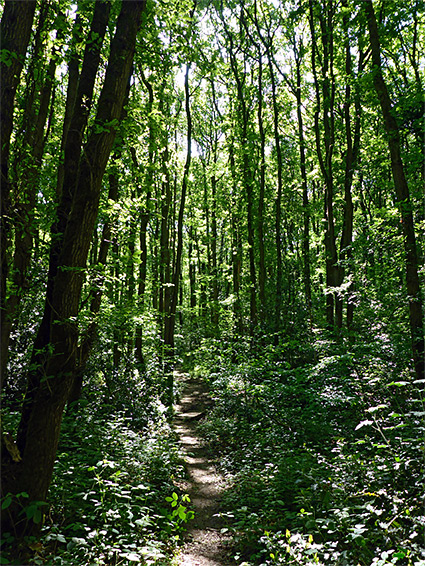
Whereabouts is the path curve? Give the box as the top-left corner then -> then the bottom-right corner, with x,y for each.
173,372 -> 234,566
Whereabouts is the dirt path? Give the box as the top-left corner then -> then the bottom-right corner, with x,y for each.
173,372 -> 235,566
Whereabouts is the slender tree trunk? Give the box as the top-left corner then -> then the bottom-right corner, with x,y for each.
188,223 -> 197,310
309,0 -> 338,328
210,167 -> 219,330
68,169 -> 120,405
364,0 -> 424,384
339,11 -> 362,329
56,8 -> 83,199
229,140 -> 243,335
134,71 -> 154,366
294,43 -> 312,328
164,63 -> 192,371
257,52 -> 267,328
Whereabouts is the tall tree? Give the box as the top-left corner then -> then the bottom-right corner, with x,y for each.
0,0 -> 37,387
1,4 -> 65,384
363,0 -> 424,384
2,0 -> 146,536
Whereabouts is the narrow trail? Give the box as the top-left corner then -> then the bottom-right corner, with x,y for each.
173,371 -> 235,566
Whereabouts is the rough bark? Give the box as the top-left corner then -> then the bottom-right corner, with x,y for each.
0,0 -> 36,387
164,63 -> 192,372
134,71 -> 154,365
2,0 -> 146,537
15,0 -> 112,460
294,41 -> 312,328
1,6 -> 63,386
364,0 -> 424,384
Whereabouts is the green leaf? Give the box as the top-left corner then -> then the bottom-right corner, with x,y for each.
33,509 -> 42,524
1,496 -> 12,510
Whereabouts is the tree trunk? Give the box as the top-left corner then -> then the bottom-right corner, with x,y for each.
339,11 -> 362,329
0,0 -> 36,388
257,52 -> 266,328
164,62 -> 192,386
294,42 -> 312,328
229,140 -> 243,335
2,0 -> 146,537
2,7 -> 63,386
210,168 -> 219,330
309,0 -> 338,328
68,164 -> 120,406
134,71 -> 154,366
364,0 -> 424,385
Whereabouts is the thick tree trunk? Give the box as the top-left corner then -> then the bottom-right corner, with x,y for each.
0,0 -> 36,387
2,7 -> 62,386
364,0 -> 424,384
15,0 -> 112,457
2,0 -> 145,537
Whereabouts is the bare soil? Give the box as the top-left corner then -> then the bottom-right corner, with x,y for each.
173,372 -> 235,566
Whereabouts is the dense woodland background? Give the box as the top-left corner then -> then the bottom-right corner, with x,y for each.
0,0 -> 424,564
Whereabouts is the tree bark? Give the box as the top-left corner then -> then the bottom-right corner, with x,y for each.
67,164 -> 120,406
309,0 -> 339,329
164,63 -> 192,373
338,9 -> 362,329
294,40 -> 312,328
2,0 -> 146,537
0,0 -> 36,387
1,6 -> 63,386
228,30 -> 257,334
364,0 -> 424,384
134,71 -> 154,366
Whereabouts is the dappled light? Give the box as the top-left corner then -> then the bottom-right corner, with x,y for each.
1,0 -> 424,565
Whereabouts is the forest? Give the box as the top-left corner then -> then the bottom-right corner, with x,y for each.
0,0 -> 424,564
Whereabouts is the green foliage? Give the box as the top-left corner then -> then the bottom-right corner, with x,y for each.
2,0 -> 424,563
1,390 -> 189,565
164,492 -> 195,533
193,335 -> 425,566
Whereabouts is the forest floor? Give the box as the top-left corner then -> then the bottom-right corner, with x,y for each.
173,371 -> 235,566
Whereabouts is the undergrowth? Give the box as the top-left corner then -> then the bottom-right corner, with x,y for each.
1,361 -> 191,566
192,331 -> 425,566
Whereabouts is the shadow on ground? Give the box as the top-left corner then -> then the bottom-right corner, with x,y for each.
174,374 -> 236,566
